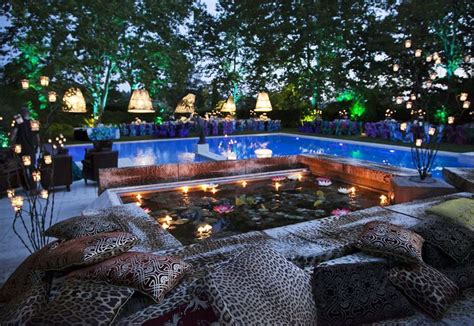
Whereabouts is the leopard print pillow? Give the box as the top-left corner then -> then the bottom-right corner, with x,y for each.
389,263 -> 460,320
312,261 -> 414,325
356,221 -> 424,263
67,252 -> 191,302
36,232 -> 138,271
43,214 -> 121,240
412,219 -> 474,264
29,280 -> 134,325
205,246 -> 316,325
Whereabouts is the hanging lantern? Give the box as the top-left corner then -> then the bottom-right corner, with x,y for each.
14,144 -> 22,154
128,89 -> 155,113
428,127 -> 436,136
426,55 -> 433,62
460,93 -> 468,101
11,196 -> 24,209
410,94 -> 417,101
22,155 -> 31,166
415,139 -> 422,147
40,190 -> 49,199
174,93 -> 195,114
220,95 -> 236,113
43,155 -> 52,165
40,76 -> 49,87
21,79 -> 29,89
48,91 -> 57,102
406,101 -> 412,109
447,116 -> 455,124
392,64 -> 399,72
404,39 -> 412,48
32,170 -> 41,182
435,57 -> 442,65
30,120 -> 40,132
395,96 -> 403,104
430,72 -> 437,80
415,49 -> 422,57
7,189 -> 15,198
63,88 -> 87,113
400,122 -> 407,131
255,92 -> 272,112
463,101 -> 471,109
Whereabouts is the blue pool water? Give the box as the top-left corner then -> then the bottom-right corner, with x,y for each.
68,134 -> 473,177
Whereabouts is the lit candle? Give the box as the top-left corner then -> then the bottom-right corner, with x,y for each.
21,79 -> 29,89
14,144 -> 22,154
135,201 -> 142,207
43,155 -> 52,165
460,93 -> 468,101
201,184 -> 208,191
211,187 -> 217,195
297,173 -> 303,181
274,182 -> 281,191
379,194 -> 389,206
400,122 -> 407,131
415,139 -> 422,147
7,189 -> 15,198
40,189 -> 49,199
448,116 -> 455,124
415,49 -> 422,57
32,170 -> 41,182
241,181 -> 247,188
182,186 -> 189,194
392,64 -> 399,72
161,222 -> 170,230
22,155 -> 31,166
428,127 -> 436,136
406,101 -> 412,109
40,76 -> 49,87
48,91 -> 57,102
197,224 -> 212,236
463,101 -> 470,109
404,39 -> 412,48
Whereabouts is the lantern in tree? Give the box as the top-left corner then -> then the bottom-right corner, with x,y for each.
396,96 -> 403,104
415,49 -> 422,57
464,101 -> 471,109
220,95 -> 236,114
40,76 -> 49,87
63,88 -> 87,113
14,144 -> 22,154
48,91 -> 57,102
393,64 -> 399,72
22,155 -> 31,166
128,89 -> 154,113
426,55 -> 433,62
21,79 -> 29,89
460,93 -> 468,101
174,93 -> 195,114
448,116 -> 455,124
30,120 -> 40,132
43,155 -> 52,165
410,94 -> 417,101
255,92 -> 272,112
406,101 -> 413,109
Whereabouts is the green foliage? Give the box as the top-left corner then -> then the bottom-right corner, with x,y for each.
434,107 -> 449,123
45,123 -> 74,140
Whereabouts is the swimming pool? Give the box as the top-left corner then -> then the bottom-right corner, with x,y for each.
67,133 -> 473,177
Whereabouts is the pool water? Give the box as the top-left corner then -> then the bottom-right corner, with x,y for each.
67,134 -> 473,177
121,175 -> 381,245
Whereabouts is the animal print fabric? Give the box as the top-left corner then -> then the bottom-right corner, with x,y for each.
356,221 -> 425,263
43,214 -> 121,240
67,252 -> 191,303
312,260 -> 414,325
205,246 -> 316,325
389,263 -> 460,320
412,219 -> 474,264
29,280 -> 134,325
37,232 -> 138,271
0,273 -> 51,325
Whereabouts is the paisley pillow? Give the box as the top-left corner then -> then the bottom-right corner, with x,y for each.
44,214 -> 121,240
67,252 -> 191,303
37,232 -> 138,271
29,280 -> 134,325
356,221 -> 424,263
388,263 -> 460,320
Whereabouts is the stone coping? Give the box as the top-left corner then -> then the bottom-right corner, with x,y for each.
443,167 -> 474,193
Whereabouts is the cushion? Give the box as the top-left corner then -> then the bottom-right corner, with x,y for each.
37,232 -> 138,271
29,280 -> 134,325
312,260 -> 414,325
356,221 -> 424,263
389,263 -> 460,320
44,214 -> 121,239
67,252 -> 191,302
0,274 -> 51,324
205,246 -> 316,325
422,243 -> 456,269
412,219 -> 473,264
426,198 -> 474,229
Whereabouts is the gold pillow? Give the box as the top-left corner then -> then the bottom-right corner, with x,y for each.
426,198 -> 474,230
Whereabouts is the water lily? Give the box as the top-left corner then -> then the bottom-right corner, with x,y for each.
331,208 -> 351,216
213,204 -> 234,214
271,176 -> 286,182
318,178 -> 332,186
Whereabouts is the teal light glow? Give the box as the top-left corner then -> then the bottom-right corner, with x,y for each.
336,90 -> 366,119
434,107 -> 448,123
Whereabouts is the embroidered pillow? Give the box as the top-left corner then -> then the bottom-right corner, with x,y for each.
36,232 -> 138,271
389,263 -> 460,320
356,221 -> 424,263
412,219 -> 473,264
44,214 -> 121,240
67,252 -> 191,303
29,280 -> 134,325
426,198 -> 474,230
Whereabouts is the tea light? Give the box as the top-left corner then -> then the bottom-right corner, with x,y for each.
48,91 -> 57,102
404,39 -> 412,48
14,144 -> 22,154
40,189 -> 48,199
274,182 -> 281,191
39,76 -> 49,87
428,127 -> 436,136
7,189 -> 15,198
30,120 -> 40,131
415,49 -> 422,57
448,116 -> 455,124
182,186 -> 189,194
241,181 -> 247,188
32,170 -> 41,182
392,64 -> 399,72
158,215 -> 173,224
43,155 -> 52,165
135,201 -> 142,207
161,222 -> 170,230
400,122 -> 407,131
379,194 -> 389,206
201,184 -> 209,191
463,101 -> 470,109
21,79 -> 29,89
406,101 -> 412,109
211,187 -> 218,195
415,139 -> 422,147
22,155 -> 31,166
